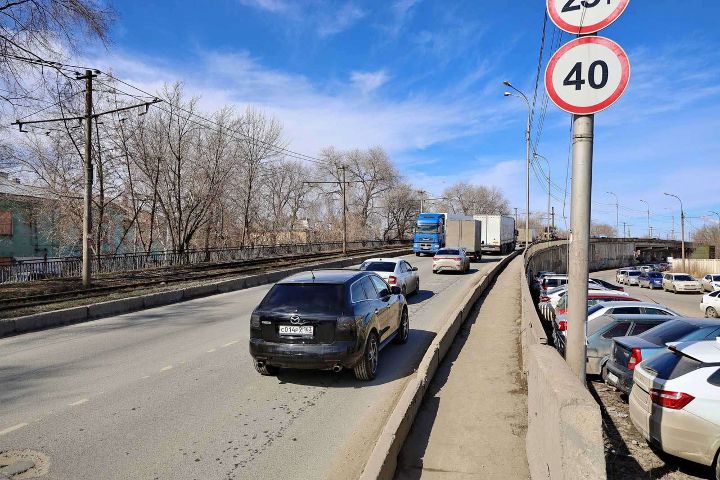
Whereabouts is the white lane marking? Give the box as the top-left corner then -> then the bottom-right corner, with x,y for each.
207,348 -> 216,353
160,365 -> 173,372
141,375 -> 151,379
221,341 -> 238,348
0,423 -> 28,436
69,398 -> 88,406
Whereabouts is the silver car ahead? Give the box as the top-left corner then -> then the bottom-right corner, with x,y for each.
432,248 -> 470,274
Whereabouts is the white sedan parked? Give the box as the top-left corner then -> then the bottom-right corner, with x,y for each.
701,291 -> 720,318
359,258 -> 420,296
630,339 -> 720,478
701,274 -> 720,292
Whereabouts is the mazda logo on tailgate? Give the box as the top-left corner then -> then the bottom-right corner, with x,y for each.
290,314 -> 304,325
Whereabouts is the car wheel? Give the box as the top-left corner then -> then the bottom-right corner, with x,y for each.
415,252 -> 420,256
414,279 -> 420,295
714,448 -> 720,480
394,308 -> 409,345
254,361 -> 279,376
708,307 -> 719,318
601,364 -> 609,383
673,286 -> 678,294
401,284 -> 407,296
354,332 -> 379,381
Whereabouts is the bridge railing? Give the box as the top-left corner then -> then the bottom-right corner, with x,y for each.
0,239 -> 411,283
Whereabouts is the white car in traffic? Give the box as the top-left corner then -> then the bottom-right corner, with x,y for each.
701,291 -> 720,318
701,274 -> 720,292
359,258 -> 420,296
630,339 -> 720,478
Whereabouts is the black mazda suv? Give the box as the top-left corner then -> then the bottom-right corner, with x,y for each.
249,269 -> 410,380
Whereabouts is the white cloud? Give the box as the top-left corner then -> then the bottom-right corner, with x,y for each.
350,70 -> 389,94
317,3 -> 366,37
81,48 -> 510,166
238,0 -> 290,13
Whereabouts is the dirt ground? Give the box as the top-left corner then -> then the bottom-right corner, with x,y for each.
590,379 -> 715,480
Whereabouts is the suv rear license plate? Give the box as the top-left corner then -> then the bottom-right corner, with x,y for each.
278,325 -> 313,336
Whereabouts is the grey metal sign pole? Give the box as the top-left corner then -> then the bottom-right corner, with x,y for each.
566,114 -> 593,382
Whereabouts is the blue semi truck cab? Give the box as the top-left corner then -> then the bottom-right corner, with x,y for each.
413,213 -> 446,255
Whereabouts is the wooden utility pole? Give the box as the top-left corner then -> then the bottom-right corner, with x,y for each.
80,69 -> 96,287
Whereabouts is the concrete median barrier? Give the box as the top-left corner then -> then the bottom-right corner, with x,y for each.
360,251 -> 520,480
2,247 -> 411,338
521,241 -> 607,480
526,344 -> 605,480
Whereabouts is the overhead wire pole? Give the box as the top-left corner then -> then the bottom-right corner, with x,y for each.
503,82 -> 531,249
80,69 -> 95,287
665,192 -> 686,272
640,199 -> 651,238
536,153 -> 551,239
711,211 -> 720,259
340,165 -> 347,256
12,73 -> 162,287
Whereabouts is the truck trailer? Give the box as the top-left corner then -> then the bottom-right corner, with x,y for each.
472,214 -> 516,254
445,219 -> 482,261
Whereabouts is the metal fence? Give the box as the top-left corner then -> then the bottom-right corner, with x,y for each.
0,239 -> 410,283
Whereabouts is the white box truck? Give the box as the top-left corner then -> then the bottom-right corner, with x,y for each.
473,214 -> 516,254
445,219 -> 483,261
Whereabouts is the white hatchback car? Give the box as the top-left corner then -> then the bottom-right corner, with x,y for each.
359,258 -> 420,296
630,339 -> 720,478
701,291 -> 720,318
701,274 -> 720,292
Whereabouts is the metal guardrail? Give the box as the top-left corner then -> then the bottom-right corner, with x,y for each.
0,240 -> 410,283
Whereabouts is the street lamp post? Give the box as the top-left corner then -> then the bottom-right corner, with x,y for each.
640,199 -> 651,238
607,191 -> 619,237
664,193 -> 686,272
504,81 -> 531,249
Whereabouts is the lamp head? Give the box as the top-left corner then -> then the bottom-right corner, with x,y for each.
503,80 -> 512,87
503,92 -> 512,97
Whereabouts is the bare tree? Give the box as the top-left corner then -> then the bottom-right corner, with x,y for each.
441,182 -> 510,215
591,223 -> 617,238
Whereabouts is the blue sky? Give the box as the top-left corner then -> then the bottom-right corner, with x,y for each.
88,0 -> 720,238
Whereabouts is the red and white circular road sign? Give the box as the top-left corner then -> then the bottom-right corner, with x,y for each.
547,0 -> 630,35
545,36 -> 630,115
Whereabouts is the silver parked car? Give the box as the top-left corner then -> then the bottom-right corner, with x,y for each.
432,248 -> 470,274
584,314 -> 675,378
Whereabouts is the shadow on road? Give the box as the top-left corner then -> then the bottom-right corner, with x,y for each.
407,290 -> 434,305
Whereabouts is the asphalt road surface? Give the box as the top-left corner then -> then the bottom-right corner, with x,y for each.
0,253 -> 507,480
592,270 -> 706,318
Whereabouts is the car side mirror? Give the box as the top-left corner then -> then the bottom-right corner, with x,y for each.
390,286 -> 402,295
411,266 -> 418,271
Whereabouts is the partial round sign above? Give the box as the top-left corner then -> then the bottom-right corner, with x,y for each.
547,0 -> 630,35
545,36 -> 630,115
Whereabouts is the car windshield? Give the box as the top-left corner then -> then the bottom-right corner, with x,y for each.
587,304 -> 605,316
259,283 -> 346,312
675,275 -> 694,281
713,275 -> 720,282
360,261 -> 396,272
638,320 -> 696,345
643,350 -> 705,381
628,271 -> 641,277
437,249 -> 460,256
416,225 -> 439,234
649,272 -> 662,278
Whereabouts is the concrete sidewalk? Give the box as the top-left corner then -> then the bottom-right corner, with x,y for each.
395,257 -> 529,479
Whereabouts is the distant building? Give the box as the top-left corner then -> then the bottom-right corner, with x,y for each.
0,173 -> 61,262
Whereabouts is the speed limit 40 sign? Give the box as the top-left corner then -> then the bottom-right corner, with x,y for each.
547,0 -> 630,35
545,36 -> 630,115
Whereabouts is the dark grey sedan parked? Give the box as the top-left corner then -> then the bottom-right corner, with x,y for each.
249,269 -> 409,380
606,318 -> 720,394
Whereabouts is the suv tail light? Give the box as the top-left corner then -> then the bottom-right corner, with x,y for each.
558,320 -> 568,332
557,308 -> 567,315
627,348 -> 642,370
539,295 -> 550,302
388,275 -> 397,285
650,389 -> 695,409
335,315 -> 357,340
452,257 -> 462,261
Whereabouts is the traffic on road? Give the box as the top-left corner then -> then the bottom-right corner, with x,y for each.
535,264 -> 720,479
0,251 -> 503,479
